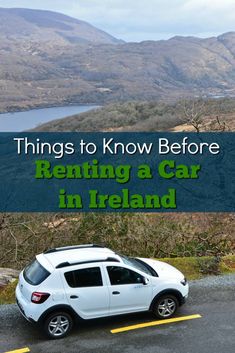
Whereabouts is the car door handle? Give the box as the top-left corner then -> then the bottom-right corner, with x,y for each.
112,291 -> 120,295
70,295 -> 79,299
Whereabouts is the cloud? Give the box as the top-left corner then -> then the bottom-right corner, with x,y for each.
0,0 -> 234,41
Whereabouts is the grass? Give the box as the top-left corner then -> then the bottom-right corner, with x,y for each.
0,280 -> 18,305
0,255 -> 235,305
161,255 -> 235,280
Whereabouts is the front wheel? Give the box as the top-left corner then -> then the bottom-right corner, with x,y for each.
152,295 -> 179,319
44,311 -> 73,339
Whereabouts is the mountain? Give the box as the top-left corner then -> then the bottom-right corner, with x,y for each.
0,8 -> 123,44
1,8 -> 235,112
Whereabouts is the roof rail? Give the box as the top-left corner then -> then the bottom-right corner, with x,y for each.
56,257 -> 120,269
44,244 -> 106,254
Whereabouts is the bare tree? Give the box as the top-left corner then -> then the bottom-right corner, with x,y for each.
180,99 -> 231,132
206,115 -> 231,132
180,99 -> 207,132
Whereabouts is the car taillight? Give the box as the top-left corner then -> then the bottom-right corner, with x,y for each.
31,292 -> 50,304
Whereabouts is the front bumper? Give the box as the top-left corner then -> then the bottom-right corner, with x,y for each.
181,295 -> 188,305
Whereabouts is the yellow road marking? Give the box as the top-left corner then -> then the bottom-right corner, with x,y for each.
4,348 -> 30,353
111,314 -> 202,334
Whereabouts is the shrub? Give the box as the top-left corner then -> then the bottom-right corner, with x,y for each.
197,256 -> 221,275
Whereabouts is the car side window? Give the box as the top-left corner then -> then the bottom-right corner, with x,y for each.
64,267 -> 103,288
107,266 -> 143,285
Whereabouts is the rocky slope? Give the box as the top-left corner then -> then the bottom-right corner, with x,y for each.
0,268 -> 19,289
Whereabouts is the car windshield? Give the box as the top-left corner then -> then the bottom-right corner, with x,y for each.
119,255 -> 158,277
23,258 -> 50,285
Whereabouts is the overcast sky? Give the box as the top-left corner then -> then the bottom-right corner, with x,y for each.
0,0 -> 235,42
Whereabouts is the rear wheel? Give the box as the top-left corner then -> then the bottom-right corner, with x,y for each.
44,311 -> 73,339
152,294 -> 178,319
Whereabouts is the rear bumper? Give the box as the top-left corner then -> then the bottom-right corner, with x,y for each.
15,283 -> 40,323
16,297 -> 36,323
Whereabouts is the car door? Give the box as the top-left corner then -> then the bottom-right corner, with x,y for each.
104,265 -> 152,315
62,264 -> 110,319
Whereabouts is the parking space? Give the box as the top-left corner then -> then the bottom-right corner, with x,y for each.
3,311 -> 202,353
1,275 -> 235,353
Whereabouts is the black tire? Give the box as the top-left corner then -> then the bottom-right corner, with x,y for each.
44,311 -> 73,339
152,294 -> 179,319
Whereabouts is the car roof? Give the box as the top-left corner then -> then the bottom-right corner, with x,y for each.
38,245 -> 118,270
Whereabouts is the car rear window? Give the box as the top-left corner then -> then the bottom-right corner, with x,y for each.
64,267 -> 102,288
23,259 -> 50,285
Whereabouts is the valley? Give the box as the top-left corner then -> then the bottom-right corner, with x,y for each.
1,9 -> 235,113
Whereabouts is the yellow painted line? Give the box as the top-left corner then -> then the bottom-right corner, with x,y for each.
4,348 -> 30,353
111,314 -> 202,334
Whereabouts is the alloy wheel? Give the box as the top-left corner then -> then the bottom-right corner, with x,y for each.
157,298 -> 176,318
48,315 -> 70,337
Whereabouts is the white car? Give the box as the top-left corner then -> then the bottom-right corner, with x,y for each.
16,244 -> 189,339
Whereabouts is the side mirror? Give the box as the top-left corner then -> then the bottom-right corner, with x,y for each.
143,277 -> 149,285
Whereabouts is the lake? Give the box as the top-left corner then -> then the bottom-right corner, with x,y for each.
0,105 -> 98,132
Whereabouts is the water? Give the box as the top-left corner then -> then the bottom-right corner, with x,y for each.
0,105 -> 98,132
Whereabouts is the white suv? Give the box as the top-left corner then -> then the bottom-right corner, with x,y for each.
16,244 -> 189,339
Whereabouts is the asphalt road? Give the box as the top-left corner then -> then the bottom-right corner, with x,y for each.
1,274 -> 235,353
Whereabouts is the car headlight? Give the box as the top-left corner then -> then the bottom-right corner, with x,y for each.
180,277 -> 188,286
